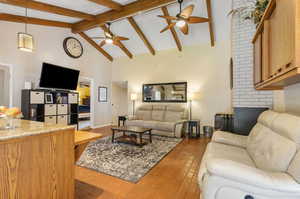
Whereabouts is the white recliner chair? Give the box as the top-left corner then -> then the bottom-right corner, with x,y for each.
198,110 -> 300,199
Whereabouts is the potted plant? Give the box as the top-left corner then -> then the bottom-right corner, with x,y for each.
229,0 -> 270,26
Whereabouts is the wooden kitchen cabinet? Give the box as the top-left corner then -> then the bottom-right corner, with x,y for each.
252,0 -> 300,90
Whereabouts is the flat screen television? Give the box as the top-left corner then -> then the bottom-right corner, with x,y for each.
39,63 -> 80,90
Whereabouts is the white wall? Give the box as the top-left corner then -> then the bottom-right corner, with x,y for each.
112,41 -> 232,126
273,84 -> 300,116
0,21 -> 112,127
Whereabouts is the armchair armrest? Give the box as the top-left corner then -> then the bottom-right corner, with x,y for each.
127,115 -> 137,120
206,158 -> 300,192
173,120 -> 187,138
212,131 -> 247,148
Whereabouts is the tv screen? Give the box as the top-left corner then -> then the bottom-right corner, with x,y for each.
39,63 -> 80,90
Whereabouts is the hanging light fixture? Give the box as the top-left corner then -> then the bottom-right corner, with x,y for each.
18,0 -> 34,52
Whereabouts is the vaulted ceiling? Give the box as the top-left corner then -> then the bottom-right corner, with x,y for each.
0,0 -> 231,61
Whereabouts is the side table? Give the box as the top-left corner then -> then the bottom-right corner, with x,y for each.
118,116 -> 127,126
188,120 -> 200,138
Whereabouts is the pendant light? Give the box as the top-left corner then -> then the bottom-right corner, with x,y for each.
18,0 -> 34,52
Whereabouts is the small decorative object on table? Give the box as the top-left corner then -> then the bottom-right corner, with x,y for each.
188,120 -> 200,138
0,106 -> 22,130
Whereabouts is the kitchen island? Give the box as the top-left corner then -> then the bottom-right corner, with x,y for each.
0,120 -> 75,199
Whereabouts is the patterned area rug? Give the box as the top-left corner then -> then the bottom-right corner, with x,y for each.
76,133 -> 182,183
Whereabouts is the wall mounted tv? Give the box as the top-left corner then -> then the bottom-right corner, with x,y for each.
39,63 -> 80,90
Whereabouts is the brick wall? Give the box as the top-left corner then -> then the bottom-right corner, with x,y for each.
231,0 -> 273,108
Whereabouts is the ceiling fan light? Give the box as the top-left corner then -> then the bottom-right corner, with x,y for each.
105,38 -> 113,44
18,32 -> 34,52
176,20 -> 186,28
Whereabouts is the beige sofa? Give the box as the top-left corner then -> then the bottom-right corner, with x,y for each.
199,110 -> 300,199
126,104 -> 188,138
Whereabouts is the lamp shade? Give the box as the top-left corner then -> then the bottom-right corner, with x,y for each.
18,32 -> 34,52
131,93 -> 137,101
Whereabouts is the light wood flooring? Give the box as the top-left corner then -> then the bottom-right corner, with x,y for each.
75,126 -> 209,199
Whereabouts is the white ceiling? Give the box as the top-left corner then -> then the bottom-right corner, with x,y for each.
0,0 -> 232,58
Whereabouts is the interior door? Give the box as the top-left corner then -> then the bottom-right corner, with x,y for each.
111,82 -> 128,125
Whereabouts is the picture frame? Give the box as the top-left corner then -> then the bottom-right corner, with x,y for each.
98,87 -> 107,102
45,93 -> 53,104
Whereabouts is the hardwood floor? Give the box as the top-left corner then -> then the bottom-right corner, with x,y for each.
75,126 -> 209,199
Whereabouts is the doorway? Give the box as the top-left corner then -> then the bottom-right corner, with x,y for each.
77,77 -> 94,130
0,64 -> 12,107
111,81 -> 128,125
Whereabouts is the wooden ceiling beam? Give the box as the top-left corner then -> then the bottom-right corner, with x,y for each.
161,6 -> 182,52
88,0 -> 123,11
0,13 -> 72,28
100,25 -> 133,59
72,0 -> 177,33
206,0 -> 215,47
127,17 -> 155,55
0,0 -> 95,21
79,32 -> 113,62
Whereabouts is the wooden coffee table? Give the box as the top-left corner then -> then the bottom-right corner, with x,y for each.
111,126 -> 152,147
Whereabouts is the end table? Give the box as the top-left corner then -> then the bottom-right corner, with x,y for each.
118,116 -> 127,126
188,120 -> 201,138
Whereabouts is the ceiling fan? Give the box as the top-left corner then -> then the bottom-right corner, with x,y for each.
92,23 -> 129,47
158,0 -> 209,35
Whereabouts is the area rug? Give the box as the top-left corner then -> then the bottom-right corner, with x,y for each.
76,133 -> 182,183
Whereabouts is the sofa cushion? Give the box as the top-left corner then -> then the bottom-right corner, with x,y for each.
247,123 -> 297,172
126,120 -> 145,127
165,106 -> 186,122
257,110 -> 279,128
155,122 -> 175,132
136,110 -> 152,120
151,105 -> 166,121
271,113 -> 300,148
288,151 -> 300,183
206,142 -> 255,167
198,142 -> 256,187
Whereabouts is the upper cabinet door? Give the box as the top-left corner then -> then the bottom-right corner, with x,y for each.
254,34 -> 262,85
269,0 -> 295,75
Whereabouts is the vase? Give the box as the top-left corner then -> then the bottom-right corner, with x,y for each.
0,115 -> 15,130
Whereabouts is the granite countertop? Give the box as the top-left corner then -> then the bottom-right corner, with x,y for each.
0,119 -> 76,141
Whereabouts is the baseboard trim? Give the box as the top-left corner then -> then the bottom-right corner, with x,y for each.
91,123 -> 112,129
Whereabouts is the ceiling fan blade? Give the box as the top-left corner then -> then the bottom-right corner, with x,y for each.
99,40 -> 106,47
157,15 -> 178,20
187,16 -> 209,24
180,5 -> 195,18
115,36 -> 129,41
180,23 -> 189,35
113,40 -> 122,47
92,37 -> 106,39
160,22 -> 176,33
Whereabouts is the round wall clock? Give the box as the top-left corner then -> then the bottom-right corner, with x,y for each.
63,37 -> 83,59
